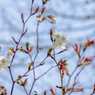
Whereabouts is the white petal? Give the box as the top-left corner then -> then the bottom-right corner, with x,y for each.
66,38 -> 69,41
5,55 -> 10,61
0,61 -> 2,65
61,40 -> 67,45
59,31 -> 64,36
60,45 -> 66,49
52,35 -> 57,39
54,30 -> 58,35
52,42 -> 59,48
0,56 -> 5,60
0,69 -> 3,74
1,64 -> 7,69
5,61 -> 11,66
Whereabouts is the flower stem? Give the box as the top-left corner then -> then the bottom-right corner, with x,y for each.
66,65 -> 78,89
53,49 -> 64,95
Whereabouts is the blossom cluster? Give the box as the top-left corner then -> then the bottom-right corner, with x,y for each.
52,30 -> 69,49
0,55 -> 11,73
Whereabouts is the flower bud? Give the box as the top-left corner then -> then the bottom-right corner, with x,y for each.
29,46 -> 34,52
26,42 -> 29,50
43,0 -> 49,5
12,37 -> 17,44
23,78 -> 28,86
21,13 -> 24,23
19,47 -> 28,53
47,15 -> 56,24
49,29 -> 53,42
34,6 -> 39,13
47,48 -> 53,56
42,7 -> 46,14
37,15 -> 42,22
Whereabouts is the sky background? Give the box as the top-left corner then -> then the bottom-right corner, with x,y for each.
0,0 -> 95,95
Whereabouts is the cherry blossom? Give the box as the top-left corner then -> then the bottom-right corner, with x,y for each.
52,30 -> 69,49
0,55 -> 11,73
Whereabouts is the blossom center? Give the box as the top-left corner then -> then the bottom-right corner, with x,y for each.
56,34 -> 60,38
62,37 -> 66,40
2,59 -> 5,64
59,42 -> 62,46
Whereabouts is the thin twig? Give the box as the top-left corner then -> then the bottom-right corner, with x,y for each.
28,65 -> 57,95
90,92 -> 95,95
29,22 -> 39,95
24,86 -> 28,95
21,56 -> 48,78
8,67 -> 14,82
30,0 -> 34,14
68,66 -> 85,95
53,49 -> 64,95
36,65 -> 57,80
66,65 -> 78,89
33,22 -> 39,61
28,53 -> 36,95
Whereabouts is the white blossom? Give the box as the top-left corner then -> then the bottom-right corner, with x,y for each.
37,17 -> 42,22
52,41 -> 66,49
50,17 -> 56,24
52,30 -> 69,49
8,49 -> 13,55
0,55 -> 11,73
47,15 -> 56,24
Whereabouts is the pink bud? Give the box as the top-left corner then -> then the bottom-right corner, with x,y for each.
21,13 -> 24,23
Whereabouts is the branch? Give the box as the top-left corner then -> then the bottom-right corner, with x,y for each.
68,66 -> 85,95
36,65 -> 57,80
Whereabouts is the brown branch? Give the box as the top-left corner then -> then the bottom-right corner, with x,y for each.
9,0 -> 35,94
23,86 -> 28,95
10,81 -> 15,95
30,0 -> 34,14
29,53 -> 36,95
36,65 -> 57,80
33,22 -> 39,61
20,56 -> 48,78
68,66 -> 85,95
28,65 -> 57,95
28,22 -> 40,95
28,2 -> 45,94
